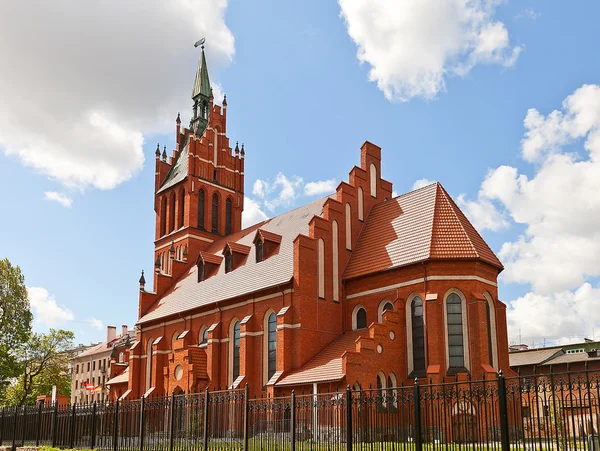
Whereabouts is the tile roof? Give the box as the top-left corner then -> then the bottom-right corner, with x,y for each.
157,143 -> 189,194
344,183 -> 503,280
138,197 -> 328,324
276,330 -> 364,386
509,348 -> 564,367
106,367 -> 129,386
540,352 -> 600,366
75,331 -> 136,359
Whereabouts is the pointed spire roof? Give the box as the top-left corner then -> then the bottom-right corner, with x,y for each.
192,46 -> 211,99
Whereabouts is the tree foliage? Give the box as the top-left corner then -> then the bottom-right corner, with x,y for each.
0,258 -> 33,387
4,329 -> 74,406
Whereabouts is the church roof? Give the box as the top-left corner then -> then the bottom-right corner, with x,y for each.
192,48 -> 211,99
137,196 -> 328,324
157,142 -> 189,194
344,182 -> 503,280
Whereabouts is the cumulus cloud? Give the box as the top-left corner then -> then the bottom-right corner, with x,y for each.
89,317 -> 104,331
0,1 -> 234,192
412,178 -> 435,191
27,286 -> 74,327
44,191 -> 73,208
338,0 -> 521,101
304,179 -> 337,196
242,197 -> 269,229
515,8 -> 540,21
252,173 -> 304,212
507,283 -> 600,345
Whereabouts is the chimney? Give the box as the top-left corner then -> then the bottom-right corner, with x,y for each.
122,325 -> 128,337
107,326 -> 117,343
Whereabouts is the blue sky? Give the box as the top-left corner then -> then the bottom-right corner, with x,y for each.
1,1 -> 600,348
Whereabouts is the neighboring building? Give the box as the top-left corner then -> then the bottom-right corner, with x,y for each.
105,329 -> 134,401
510,340 -> 600,376
118,45 -> 511,401
71,325 -> 134,404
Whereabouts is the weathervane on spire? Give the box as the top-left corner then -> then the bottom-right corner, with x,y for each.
194,37 -> 206,50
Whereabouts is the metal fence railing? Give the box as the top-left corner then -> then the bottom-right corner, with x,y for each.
2,371 -> 600,451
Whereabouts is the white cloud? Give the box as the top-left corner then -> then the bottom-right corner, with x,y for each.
44,191 -> 73,208
507,283 -> 600,345
515,8 -> 540,21
457,192 -> 509,232
252,173 -> 304,212
27,286 -> 74,328
461,84 -> 600,294
304,179 -> 337,196
0,1 -> 234,191
242,197 -> 269,229
338,0 -> 521,101
89,318 -> 104,331
412,178 -> 434,190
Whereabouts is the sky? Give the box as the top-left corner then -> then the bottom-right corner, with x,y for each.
1,1 -> 599,349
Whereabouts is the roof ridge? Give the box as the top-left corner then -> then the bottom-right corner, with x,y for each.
427,183 -> 442,259
393,181 -> 438,200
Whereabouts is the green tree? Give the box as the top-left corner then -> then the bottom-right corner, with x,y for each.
4,329 -> 74,406
0,258 -> 33,389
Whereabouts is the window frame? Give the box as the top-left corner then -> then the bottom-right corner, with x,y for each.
352,305 -> 367,330
443,289 -> 470,374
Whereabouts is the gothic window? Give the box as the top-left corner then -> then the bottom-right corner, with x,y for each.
197,261 -> 205,282
256,239 -> 264,263
358,187 -> 364,221
378,299 -> 394,323
203,101 -> 208,119
172,331 -> 179,351
486,301 -> 493,366
225,250 -> 233,273
232,321 -> 241,382
354,307 -> 367,330
200,327 -> 208,345
446,293 -> 465,372
212,193 -> 219,233
179,189 -> 185,229
345,203 -> 352,250
317,238 -> 325,298
267,312 -> 277,382
411,296 -> 426,376
146,339 -> 153,391
225,198 -> 232,235
169,192 -> 176,233
160,196 -> 167,236
119,352 -> 124,364
370,164 -> 377,197
198,190 -> 205,230
332,221 -> 339,302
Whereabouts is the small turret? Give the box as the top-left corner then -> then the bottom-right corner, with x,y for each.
155,143 -> 160,158
139,270 -> 146,291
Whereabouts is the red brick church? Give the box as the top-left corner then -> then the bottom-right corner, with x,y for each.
114,45 -> 510,400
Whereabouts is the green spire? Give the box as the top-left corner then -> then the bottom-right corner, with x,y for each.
192,47 -> 211,100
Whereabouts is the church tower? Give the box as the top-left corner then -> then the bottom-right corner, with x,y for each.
152,42 -> 245,279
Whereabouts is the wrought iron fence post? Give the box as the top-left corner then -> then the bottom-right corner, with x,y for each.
35,401 -> 43,446
291,390 -> 296,451
91,402 -> 97,449
20,406 -> 26,448
413,378 -> 423,451
11,406 -> 19,451
498,370 -> 511,451
69,402 -> 76,449
139,395 -> 146,451
346,385 -> 353,451
0,406 -> 5,445
112,399 -> 120,451
51,400 -> 58,447
168,391 -> 176,451
243,383 -> 249,451
203,387 -> 210,451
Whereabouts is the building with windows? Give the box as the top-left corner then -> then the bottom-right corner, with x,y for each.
71,325 -> 134,404
118,45 -> 511,401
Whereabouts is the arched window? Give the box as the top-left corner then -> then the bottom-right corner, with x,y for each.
203,101 -> 208,119
484,293 -> 498,369
212,193 -> 219,233
353,306 -> 367,330
332,221 -> 339,302
411,296 -> 426,376
256,239 -> 264,263
118,352 -> 124,364
377,372 -> 387,408
199,327 -> 208,345
266,312 -> 277,382
370,164 -> 377,197
198,190 -> 205,230
388,373 -> 398,407
169,192 -> 176,233
358,187 -> 364,221
160,196 -> 167,236
172,331 -> 179,351
486,302 -> 493,366
318,238 -> 325,298
146,339 -> 153,391
225,198 -> 232,235
225,250 -> 233,273
446,292 -> 467,373
377,300 -> 394,323
178,188 -> 185,229
345,203 -> 352,250
231,321 -> 241,383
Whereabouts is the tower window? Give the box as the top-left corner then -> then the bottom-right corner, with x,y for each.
212,193 -> 219,233
225,198 -> 232,235
486,300 -> 494,367
256,239 -> 264,263
198,189 -> 205,230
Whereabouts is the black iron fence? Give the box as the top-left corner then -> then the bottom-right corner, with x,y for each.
2,371 -> 600,451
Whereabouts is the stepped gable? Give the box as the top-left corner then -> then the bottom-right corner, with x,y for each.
138,196 -> 328,324
276,330 -> 365,386
344,182 -> 502,280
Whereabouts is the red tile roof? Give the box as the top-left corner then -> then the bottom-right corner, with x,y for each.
138,197 -> 328,324
225,242 -> 251,255
344,183 -> 502,279
276,330 -> 364,386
